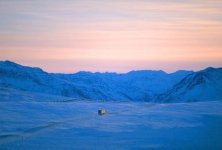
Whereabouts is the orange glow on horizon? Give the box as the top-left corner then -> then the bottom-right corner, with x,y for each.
0,0 -> 222,73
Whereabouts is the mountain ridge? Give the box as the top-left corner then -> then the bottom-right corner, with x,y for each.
0,60 -> 221,102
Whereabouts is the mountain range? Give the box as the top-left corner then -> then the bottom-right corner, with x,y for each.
0,60 -> 221,102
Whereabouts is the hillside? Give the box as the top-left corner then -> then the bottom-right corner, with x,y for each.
1,60 -> 221,102
157,67 -> 222,102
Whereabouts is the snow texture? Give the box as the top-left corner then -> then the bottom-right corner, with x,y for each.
1,60 -> 221,102
0,99 -> 222,150
0,60 -> 222,149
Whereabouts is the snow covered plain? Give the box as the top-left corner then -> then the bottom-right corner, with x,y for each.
0,96 -> 222,150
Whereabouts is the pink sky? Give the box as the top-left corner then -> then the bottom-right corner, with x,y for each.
0,0 -> 222,73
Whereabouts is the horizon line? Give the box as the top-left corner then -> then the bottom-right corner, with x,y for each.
2,59 -> 221,75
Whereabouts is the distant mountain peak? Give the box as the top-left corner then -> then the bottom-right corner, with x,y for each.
157,67 -> 222,102
0,60 -> 221,103
1,60 -> 19,66
0,60 -> 45,73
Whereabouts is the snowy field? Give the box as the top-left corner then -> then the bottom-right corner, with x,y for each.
0,100 -> 222,150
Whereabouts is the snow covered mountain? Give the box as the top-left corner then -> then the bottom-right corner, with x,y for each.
53,69 -> 192,101
157,67 -> 222,102
0,60 -> 221,102
0,61 -> 88,99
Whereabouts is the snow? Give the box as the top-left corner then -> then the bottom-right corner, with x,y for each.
0,97 -> 222,149
0,61 -> 222,149
158,67 -> 222,102
1,61 -> 222,103
0,87 -> 71,102
0,60 -> 192,102
2,60 -> 222,103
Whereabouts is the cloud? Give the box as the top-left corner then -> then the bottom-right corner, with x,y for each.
0,0 -> 222,72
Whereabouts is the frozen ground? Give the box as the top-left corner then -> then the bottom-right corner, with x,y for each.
0,100 -> 222,150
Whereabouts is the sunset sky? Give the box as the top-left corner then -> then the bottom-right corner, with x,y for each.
0,0 -> 222,73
